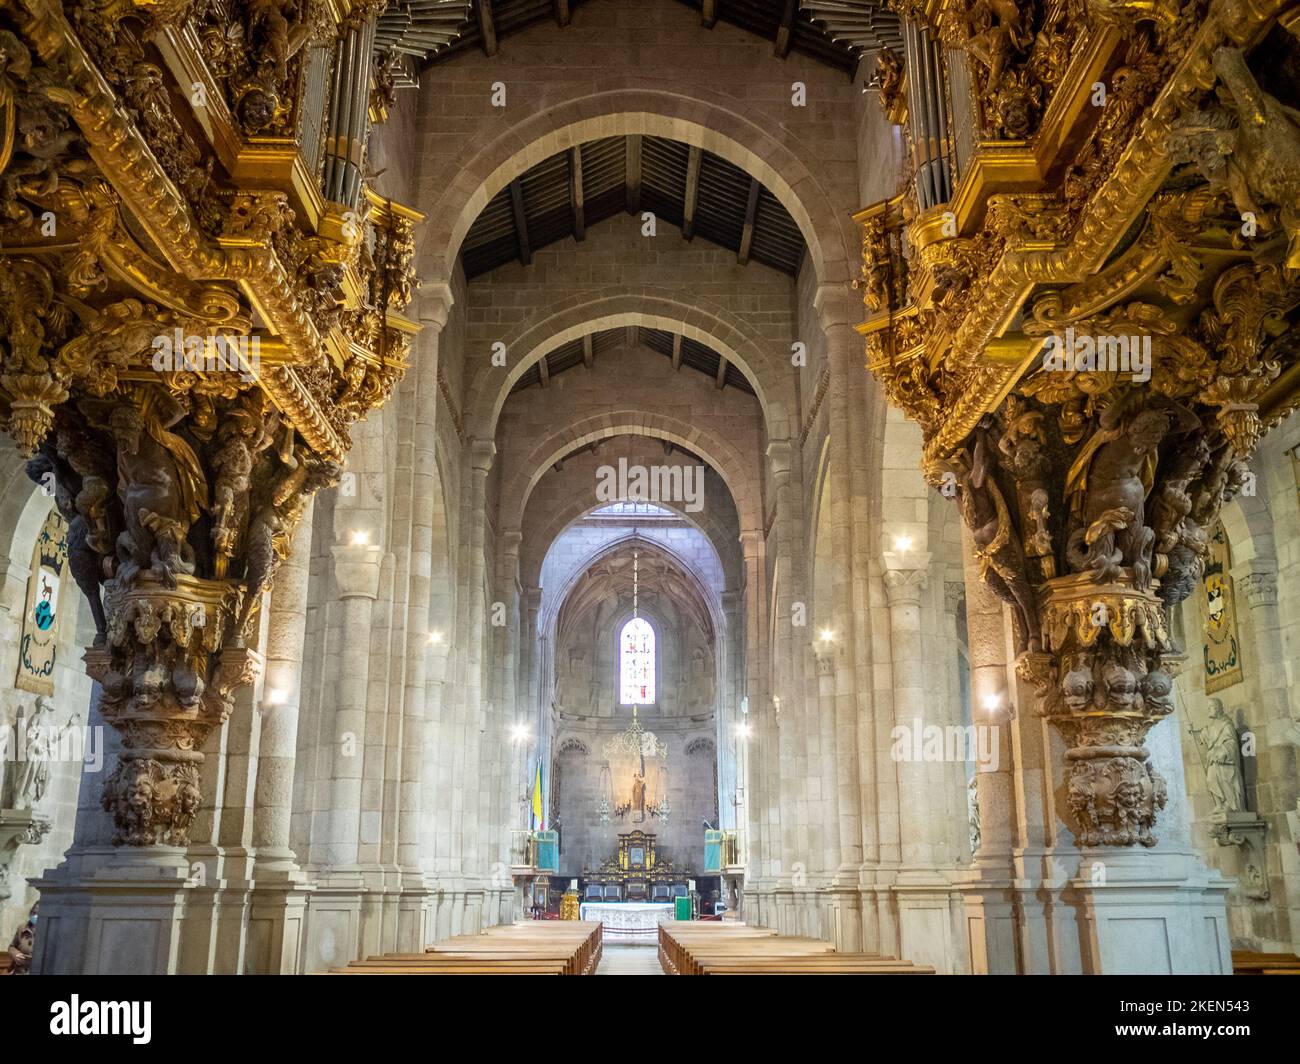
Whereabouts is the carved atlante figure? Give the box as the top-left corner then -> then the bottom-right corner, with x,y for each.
107,397 -> 207,588
955,421 -> 1041,650
1065,406 -> 1168,588
1150,435 -> 1212,622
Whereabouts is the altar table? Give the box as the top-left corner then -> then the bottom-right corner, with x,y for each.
578,902 -> 675,943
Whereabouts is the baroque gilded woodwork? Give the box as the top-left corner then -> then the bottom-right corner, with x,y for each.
0,0 -> 420,847
866,0 -> 1300,848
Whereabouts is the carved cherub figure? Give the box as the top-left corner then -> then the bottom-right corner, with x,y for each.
1061,661 -> 1095,713
1102,661 -> 1139,713
246,0 -> 312,84
960,0 -> 1031,93
1139,668 -> 1175,717
873,46 -> 906,125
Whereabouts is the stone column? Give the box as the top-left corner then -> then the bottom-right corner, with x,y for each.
302,535 -> 382,972
737,527 -> 771,924
246,498 -> 316,974
820,323 -> 869,951
766,440 -> 804,932
718,588 -> 743,832
950,395 -> 1235,974
21,384 -> 337,974
1233,567 -> 1300,952
461,439 -> 495,927
883,554 -> 961,973
813,647 -> 842,912
953,525 -> 1020,973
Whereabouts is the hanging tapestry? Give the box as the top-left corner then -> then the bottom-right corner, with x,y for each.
1201,521 -> 1243,694
16,508 -> 69,696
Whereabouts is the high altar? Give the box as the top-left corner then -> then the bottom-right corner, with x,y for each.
580,831 -> 688,903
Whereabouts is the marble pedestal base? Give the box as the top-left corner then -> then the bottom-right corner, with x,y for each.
894,871 -> 963,974
954,861 -> 1021,974
246,867 -> 314,975
1070,850 -> 1232,974
31,848 -> 192,975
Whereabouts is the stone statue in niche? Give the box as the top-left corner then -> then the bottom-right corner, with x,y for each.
1190,697 -> 1247,815
8,696 -> 61,810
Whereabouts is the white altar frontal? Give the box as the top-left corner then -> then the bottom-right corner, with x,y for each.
579,902 -> 675,943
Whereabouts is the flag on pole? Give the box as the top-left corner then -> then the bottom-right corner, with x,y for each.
531,758 -> 544,831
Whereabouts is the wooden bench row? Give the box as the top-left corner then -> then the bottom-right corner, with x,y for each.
1232,950 -> 1300,975
325,921 -> 603,976
657,920 -> 934,976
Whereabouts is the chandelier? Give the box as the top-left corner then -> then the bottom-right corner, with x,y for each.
596,760 -> 613,826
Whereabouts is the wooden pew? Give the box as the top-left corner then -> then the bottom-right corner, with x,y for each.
659,921 -> 934,976
1232,950 -> 1300,975
326,920 -> 602,976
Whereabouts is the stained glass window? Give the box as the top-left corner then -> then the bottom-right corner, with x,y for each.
619,617 -> 656,705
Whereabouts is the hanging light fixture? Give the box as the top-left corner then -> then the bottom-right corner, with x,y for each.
596,760 -> 613,825
653,762 -> 670,824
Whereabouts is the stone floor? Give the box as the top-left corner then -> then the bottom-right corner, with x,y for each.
596,945 -> 664,975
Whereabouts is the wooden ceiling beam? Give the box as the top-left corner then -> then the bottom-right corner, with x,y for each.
671,332 -> 683,371
538,353 -> 550,388
738,177 -> 760,265
715,354 -> 728,390
701,0 -> 717,29
476,0 -> 498,56
683,145 -> 701,241
509,178 -> 531,266
626,325 -> 639,349
625,135 -> 642,214
582,333 -> 594,368
554,0 -> 571,27
569,146 -> 585,241
775,0 -> 798,58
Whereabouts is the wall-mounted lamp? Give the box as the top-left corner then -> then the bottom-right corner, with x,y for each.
509,723 -> 530,742
428,630 -> 444,645
818,627 -> 835,644
735,722 -> 752,739
892,534 -> 914,553
349,529 -> 371,547
265,687 -> 288,707
981,693 -> 1002,712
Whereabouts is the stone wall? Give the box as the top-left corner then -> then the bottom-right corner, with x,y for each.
553,722 -> 718,879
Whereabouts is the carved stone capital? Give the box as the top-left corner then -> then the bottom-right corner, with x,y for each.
883,564 -> 929,606
331,542 -> 384,599
470,437 -> 497,475
738,528 -> 765,560
1237,570 -> 1278,609
766,439 -> 793,480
